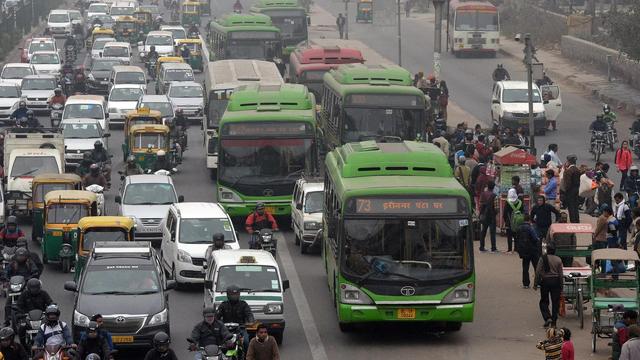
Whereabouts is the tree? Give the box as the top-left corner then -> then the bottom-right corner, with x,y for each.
608,3 -> 640,61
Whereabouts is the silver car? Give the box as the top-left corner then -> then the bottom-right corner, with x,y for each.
108,84 -> 144,126
137,94 -> 175,122
167,81 -> 204,123
20,75 -> 57,113
0,83 -> 22,123
61,119 -> 110,168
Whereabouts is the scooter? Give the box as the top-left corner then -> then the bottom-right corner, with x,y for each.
252,229 -> 277,257
85,184 -> 105,216
49,103 -> 63,128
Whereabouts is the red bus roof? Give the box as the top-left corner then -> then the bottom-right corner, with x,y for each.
292,45 -> 364,65
449,0 -> 497,11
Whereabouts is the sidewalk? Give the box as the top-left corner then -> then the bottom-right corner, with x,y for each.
499,37 -> 640,116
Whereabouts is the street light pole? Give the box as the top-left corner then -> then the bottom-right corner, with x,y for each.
432,0 -> 445,79
397,0 -> 401,65
524,33 -> 536,153
344,0 -> 349,40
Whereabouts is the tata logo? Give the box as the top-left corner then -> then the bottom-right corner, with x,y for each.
263,189 -> 274,197
400,286 -> 416,296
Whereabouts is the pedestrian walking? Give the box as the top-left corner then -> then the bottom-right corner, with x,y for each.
515,214 -> 540,288
615,141 -> 633,190
336,13 -> 346,39
536,327 -> 564,360
544,169 -> 558,205
504,188 -> 524,253
561,154 -> 581,223
605,206 -> 620,248
534,244 -> 564,328
246,324 -> 280,360
560,328 -> 574,360
479,181 -> 497,252
530,195 -> 561,239
614,192 -> 631,249
545,144 -> 562,167
404,0 -> 412,17
620,325 -> 640,360
454,156 -> 471,191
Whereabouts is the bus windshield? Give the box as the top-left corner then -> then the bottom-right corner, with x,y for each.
343,218 -> 471,282
455,10 -> 498,31
227,40 -> 277,59
343,107 -> 422,143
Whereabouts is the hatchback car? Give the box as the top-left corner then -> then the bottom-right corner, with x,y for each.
0,83 -> 22,123
91,37 -> 117,60
109,65 -> 147,93
137,95 -> 175,122
47,10 -> 72,36
30,51 -> 62,77
108,85 -> 144,126
156,63 -> 194,94
0,63 -> 36,87
166,81 -> 204,123
21,37 -> 57,63
87,2 -> 110,18
86,58 -> 122,94
68,10 -> 83,27
61,119 -> 110,168
139,31 -> 174,60
159,25 -> 186,46
101,42 -> 131,65
20,75 -> 57,113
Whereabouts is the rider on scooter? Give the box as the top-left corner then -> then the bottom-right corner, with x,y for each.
245,202 -> 278,249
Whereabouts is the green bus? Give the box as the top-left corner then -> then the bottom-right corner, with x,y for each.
217,83 -> 317,217
323,140 -> 474,332
207,13 -> 283,62
250,0 -> 308,58
319,64 -> 428,151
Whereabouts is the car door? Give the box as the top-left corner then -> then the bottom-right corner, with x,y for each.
161,210 -> 176,270
490,84 -> 501,123
540,85 -> 562,121
290,181 -> 300,229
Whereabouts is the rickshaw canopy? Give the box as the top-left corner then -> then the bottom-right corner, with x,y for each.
181,1 -> 201,12
592,248 -> 640,263
157,56 -> 185,65
45,190 -> 97,205
115,15 -> 138,24
130,124 -> 170,134
91,27 -> 115,37
125,108 -> 163,123
493,146 -> 537,165
548,223 -> 593,237
78,216 -> 135,231
33,173 -> 82,184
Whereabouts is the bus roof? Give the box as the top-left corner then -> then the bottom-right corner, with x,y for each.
250,0 -> 304,10
328,64 -> 413,86
449,0 -> 497,11
206,60 -> 284,91
227,83 -> 314,111
292,45 -> 364,65
210,13 -> 280,33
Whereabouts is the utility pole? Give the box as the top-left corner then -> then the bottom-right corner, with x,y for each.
523,33 -> 536,154
432,0 -> 445,79
397,0 -> 401,65
344,0 -> 349,40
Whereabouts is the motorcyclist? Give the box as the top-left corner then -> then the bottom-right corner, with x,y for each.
492,64 -> 510,82
87,315 -> 113,351
233,0 -> 243,13
245,202 -> 279,248
216,285 -> 254,353
33,305 -> 75,351
124,155 -> 144,176
83,164 -> 108,188
144,331 -> 178,360
0,327 -> 28,360
180,44 -> 191,60
590,115 -> 608,132
188,23 -> 199,37
77,321 -> 110,360
535,71 -> 553,87
76,152 -> 94,178
4,249 -> 39,326
151,150 -> 173,172
15,238 -> 43,279
602,103 -> 617,122
10,101 -> 28,121
171,110 -> 188,149
72,23 -> 84,39
48,88 -> 66,107
145,45 -> 159,74
153,15 -> 164,30
90,141 -> 111,183
25,110 -> 41,128
16,279 -> 52,345
625,165 -> 640,208
63,35 -> 76,54
0,216 -> 25,248
189,307 -> 232,357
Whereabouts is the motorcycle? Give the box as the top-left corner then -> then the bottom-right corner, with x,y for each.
85,184 -> 105,216
7,275 -> 25,327
62,75 -> 73,97
605,121 -> 618,151
94,160 -> 112,188
32,344 -> 77,360
11,116 -> 28,128
252,229 -> 277,257
64,45 -> 76,64
50,103 -> 63,128
591,130 -> 606,162
0,246 -> 16,297
223,323 -> 244,360
187,338 -> 229,360
18,308 -> 43,349
146,60 -> 157,80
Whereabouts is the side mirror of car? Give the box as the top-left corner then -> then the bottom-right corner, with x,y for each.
204,279 -> 213,289
104,133 -> 111,137
178,195 -> 184,202
491,99 -> 500,104
64,281 -> 78,292
115,195 -> 122,204
165,280 -> 176,290
296,203 -> 303,211
282,279 -> 290,291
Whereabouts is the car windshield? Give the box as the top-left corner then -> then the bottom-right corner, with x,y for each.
49,13 -> 69,22
46,203 -> 88,224
133,133 -> 166,149
111,7 -> 134,16
164,69 -> 193,81
88,4 -> 109,13
146,35 -> 173,46
62,122 -> 101,138
82,266 -> 160,295
93,39 -> 116,51
21,78 -> 56,90
304,191 -> 323,213
343,218 -> 471,282
2,67 -> 33,79
10,156 -> 59,177
502,88 -> 542,103
343,107 -> 423,143
33,183 -> 74,203
123,183 -> 176,205
169,85 -> 202,98
0,86 -> 19,98
91,59 -> 120,71
216,265 -> 280,292
139,101 -> 172,117
110,87 -> 143,101
165,29 -> 185,40
103,46 -> 129,58
29,42 -> 55,54
31,53 -> 60,64
63,104 -> 104,120
179,218 -> 234,244
69,12 -> 81,21
82,229 -> 128,251
115,72 -> 145,84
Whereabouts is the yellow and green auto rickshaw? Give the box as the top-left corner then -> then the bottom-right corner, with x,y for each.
74,216 -> 136,281
123,124 -> 171,171
114,16 -> 142,43
133,9 -> 154,33
31,174 -> 83,243
87,27 -> 116,48
176,38 -> 203,71
122,108 -> 163,160
181,1 -> 201,27
42,190 -> 98,273
356,0 -> 373,23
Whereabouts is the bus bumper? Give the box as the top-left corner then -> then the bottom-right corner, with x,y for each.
338,302 -> 474,324
221,202 -> 292,217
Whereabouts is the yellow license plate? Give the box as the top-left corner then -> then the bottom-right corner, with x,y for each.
397,308 -> 416,319
112,336 -> 134,343
51,231 -> 62,237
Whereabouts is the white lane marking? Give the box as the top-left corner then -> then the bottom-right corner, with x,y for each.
278,239 -> 329,360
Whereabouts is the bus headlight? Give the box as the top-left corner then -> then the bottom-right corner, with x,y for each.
218,186 -> 242,203
443,283 -> 474,304
340,283 -> 373,305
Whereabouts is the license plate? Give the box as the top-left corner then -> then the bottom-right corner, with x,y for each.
265,207 -> 275,214
51,231 -> 62,236
112,335 -> 134,343
397,308 -> 416,319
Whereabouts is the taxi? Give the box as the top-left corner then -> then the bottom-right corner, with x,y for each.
203,250 -> 289,344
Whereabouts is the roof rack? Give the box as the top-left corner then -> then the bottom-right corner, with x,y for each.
92,241 -> 153,259
4,127 -> 61,136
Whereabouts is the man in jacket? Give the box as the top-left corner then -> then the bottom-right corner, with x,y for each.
0,216 -> 25,248
625,166 -> 640,208
77,321 -> 110,360
530,195 -> 561,239
0,327 -> 28,360
516,214 -> 540,289
534,245 -> 564,328
216,285 -> 254,352
4,248 -> 39,326
336,13 -> 346,39
478,180 -> 497,252
561,154 -> 581,223
246,324 -> 280,360
16,279 -> 52,344
189,307 -> 231,357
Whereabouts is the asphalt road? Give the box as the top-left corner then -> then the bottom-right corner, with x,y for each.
1,1 -> 622,359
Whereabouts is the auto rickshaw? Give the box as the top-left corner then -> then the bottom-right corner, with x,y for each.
181,1 -> 201,27
114,16 -> 142,44
31,174 -> 83,243
86,27 -> 115,49
356,0 -> 373,23
133,9 -> 154,33
74,216 -> 135,281
175,38 -> 203,71
123,124 -> 171,171
43,190 -> 98,273
590,248 -> 640,352
155,56 -> 185,79
123,108 -> 164,160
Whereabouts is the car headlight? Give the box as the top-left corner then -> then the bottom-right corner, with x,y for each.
264,303 -> 283,314
139,51 -> 146,58
304,221 -> 321,230
74,310 -> 90,327
442,283 -> 474,304
176,249 -> 192,263
340,283 -> 373,305
148,308 -> 168,325
30,320 -> 42,329
218,186 -> 242,203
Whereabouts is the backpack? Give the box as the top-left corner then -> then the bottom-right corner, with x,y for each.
509,200 -> 524,230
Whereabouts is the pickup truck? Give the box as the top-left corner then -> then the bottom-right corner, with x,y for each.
3,128 -> 65,215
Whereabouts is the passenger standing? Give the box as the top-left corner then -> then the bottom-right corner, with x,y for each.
478,181 -> 497,253
515,214 -> 539,288
594,207 -> 610,251
561,155 -> 581,223
438,80 -> 449,119
530,195 -> 561,239
615,141 -> 633,190
544,169 -> 558,205
534,244 -> 564,328
336,14 -> 346,39
614,192 -> 631,249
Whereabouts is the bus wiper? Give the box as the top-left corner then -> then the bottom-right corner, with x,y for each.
356,256 -> 421,286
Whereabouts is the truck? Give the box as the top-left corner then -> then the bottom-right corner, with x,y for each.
4,128 -> 65,215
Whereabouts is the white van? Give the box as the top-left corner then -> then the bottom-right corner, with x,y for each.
101,42 -> 132,65
62,95 -> 109,132
46,10 -> 72,37
291,178 -> 323,254
491,80 -> 556,135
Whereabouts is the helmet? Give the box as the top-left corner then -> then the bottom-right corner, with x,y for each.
85,354 -> 101,360
6,216 -> 17,226
94,140 -> 103,148
150,45 -> 156,51
566,154 -> 577,164
127,154 -> 136,163
497,64 -> 503,68
18,101 -> 26,108
202,307 -> 216,316
0,327 -> 15,341
54,88 -> 62,95
45,304 -> 60,317
226,285 -> 241,303
26,110 -> 34,118
603,104 -> 611,114
15,247 -> 28,259
255,202 -> 265,211
212,233 -> 224,242
157,150 -> 166,157
153,331 -> 170,352
631,165 -> 639,172
27,278 -> 41,294
87,321 -> 98,333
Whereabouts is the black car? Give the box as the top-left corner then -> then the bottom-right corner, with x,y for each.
64,241 -> 175,349
86,58 -> 122,94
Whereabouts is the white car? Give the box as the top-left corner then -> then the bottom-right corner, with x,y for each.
0,63 -> 36,87
63,95 -> 109,131
491,80 -> 549,135
160,202 -> 240,285
159,25 -> 186,46
91,37 -> 117,60
20,75 -> 57,113
23,38 -> 57,63
61,119 -> 110,168
30,51 -> 62,77
68,10 -> 83,27
167,81 -> 204,123
0,83 -> 23,123
291,178 -> 323,254
47,10 -> 72,36
101,42 -> 131,65
139,31 -> 174,60
137,94 -> 175,122
110,1 -> 136,20
87,3 -> 109,18
108,84 -> 144,126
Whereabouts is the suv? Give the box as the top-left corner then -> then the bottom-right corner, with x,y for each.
291,178 -> 323,254
160,202 -> 239,286
46,10 -> 72,37
116,175 -> 184,246
64,241 -> 176,348
490,80 -> 547,135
